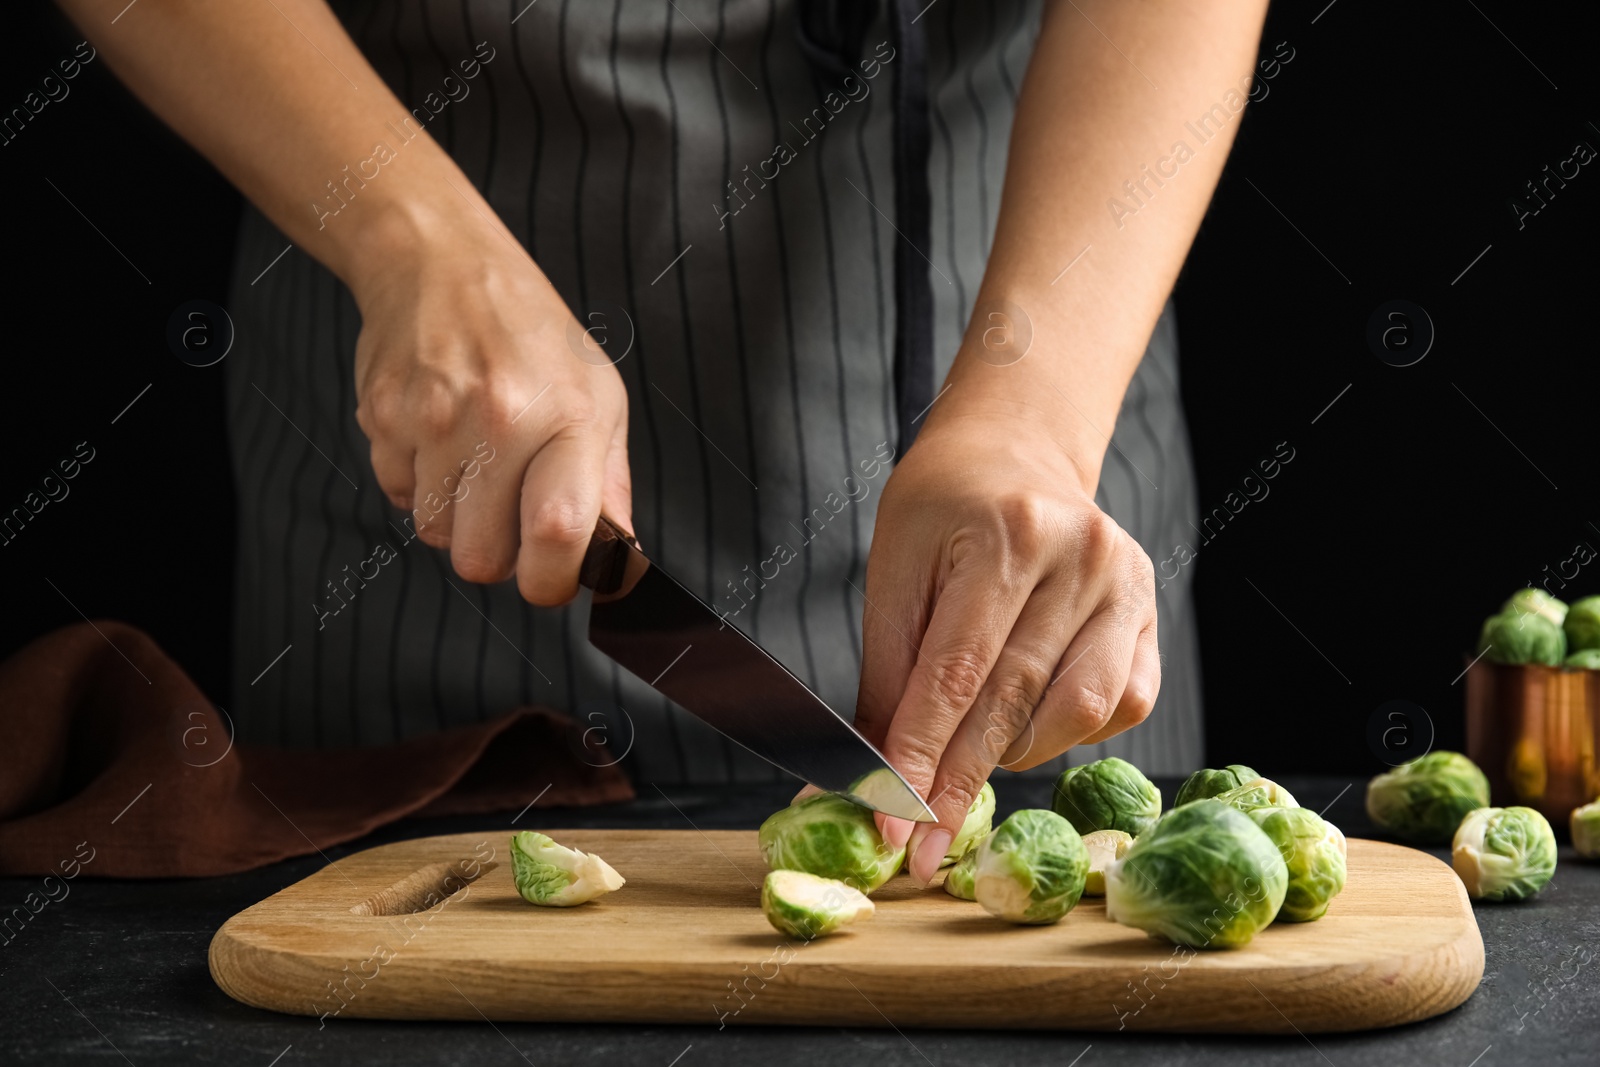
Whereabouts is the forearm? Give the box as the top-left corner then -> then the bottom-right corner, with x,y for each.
929,0 -> 1269,491
54,0 -> 509,298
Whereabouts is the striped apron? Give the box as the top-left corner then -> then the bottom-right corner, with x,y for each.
224,0 -> 1205,781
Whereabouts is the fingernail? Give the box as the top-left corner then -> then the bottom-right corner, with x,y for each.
882,816 -> 914,852
909,830 -> 952,888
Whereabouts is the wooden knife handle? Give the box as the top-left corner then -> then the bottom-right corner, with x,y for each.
578,514 -> 639,595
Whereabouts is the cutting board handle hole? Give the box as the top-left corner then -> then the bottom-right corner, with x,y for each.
348,858 -> 498,916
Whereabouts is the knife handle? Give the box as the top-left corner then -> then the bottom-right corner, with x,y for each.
579,514 -> 639,595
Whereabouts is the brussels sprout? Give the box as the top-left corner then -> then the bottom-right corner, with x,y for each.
943,841 -> 981,900
944,782 -> 996,867
1572,799 -> 1600,859
510,831 -> 625,906
1451,806 -> 1557,902
759,792 -> 904,894
1174,765 -> 1261,807
1246,806 -> 1347,922
1365,751 -> 1490,844
1502,588 -> 1568,627
1104,800 -> 1287,949
1477,611 -> 1566,666
1214,777 -> 1299,813
1565,596 -> 1600,654
761,870 -> 874,939
1565,649 -> 1600,670
972,809 -> 1089,924
1081,829 -> 1134,896
1051,757 -> 1162,836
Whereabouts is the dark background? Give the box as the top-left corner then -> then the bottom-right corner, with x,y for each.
1,1 -> 1594,775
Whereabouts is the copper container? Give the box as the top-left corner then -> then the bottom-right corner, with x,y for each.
1465,661 -> 1600,824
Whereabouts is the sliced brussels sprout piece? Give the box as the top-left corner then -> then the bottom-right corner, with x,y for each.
1571,799 -> 1600,859
759,792 -> 905,894
1452,806 -> 1556,902
761,870 -> 875,939
1478,610 -> 1566,666
842,765 -> 933,823
973,809 -> 1089,924
1564,649 -> 1600,670
1174,765 -> 1260,807
1214,777 -> 1299,813
943,841 -> 982,901
1565,595 -> 1600,654
1104,800 -> 1287,949
1365,750 -> 1490,844
1081,829 -> 1133,897
1246,806 -> 1347,922
510,831 -> 625,907
1050,757 -> 1162,836
943,782 -> 996,868
1502,588 -> 1568,627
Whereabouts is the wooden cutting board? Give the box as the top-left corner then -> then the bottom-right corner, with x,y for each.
209,829 -> 1483,1033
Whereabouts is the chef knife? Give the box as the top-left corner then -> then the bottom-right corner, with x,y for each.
579,515 -> 935,822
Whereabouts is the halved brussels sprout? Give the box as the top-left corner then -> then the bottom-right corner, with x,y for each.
1246,806 -> 1346,922
759,792 -> 904,894
1104,800 -> 1287,949
1572,799 -> 1600,859
761,870 -> 874,939
973,809 -> 1089,924
1174,765 -> 1260,807
1081,829 -> 1133,896
1565,596 -> 1600,654
1477,611 -> 1566,666
1214,777 -> 1299,813
1365,750 -> 1490,844
1565,649 -> 1600,670
944,781 -> 996,868
1503,588 -> 1568,627
1452,806 -> 1556,902
943,840 -> 982,900
510,831 -> 625,906
1050,757 -> 1162,836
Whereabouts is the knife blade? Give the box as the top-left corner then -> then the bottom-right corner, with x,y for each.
579,515 -> 935,822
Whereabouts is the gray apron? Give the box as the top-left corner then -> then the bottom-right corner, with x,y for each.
224,0 -> 1204,780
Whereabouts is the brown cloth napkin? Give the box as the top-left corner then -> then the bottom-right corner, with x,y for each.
0,622 -> 634,878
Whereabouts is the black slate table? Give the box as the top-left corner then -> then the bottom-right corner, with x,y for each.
2,777 -> 1593,1066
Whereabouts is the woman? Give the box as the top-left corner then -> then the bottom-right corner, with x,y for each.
60,0 -> 1266,885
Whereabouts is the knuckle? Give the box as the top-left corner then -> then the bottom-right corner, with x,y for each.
984,678 -> 1041,747
887,730 -> 948,792
357,392 -> 400,444
479,385 -> 527,434
1122,665 -> 1162,726
924,648 -> 989,713
1122,685 -> 1157,726
371,459 -> 412,500
1078,509 -> 1121,564
453,547 -> 513,584
416,379 -> 459,437
934,765 -> 991,821
994,492 -> 1056,558
525,495 -> 594,549
1065,684 -> 1116,732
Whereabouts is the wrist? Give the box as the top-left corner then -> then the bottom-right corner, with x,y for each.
321,170 -> 524,308
918,381 -> 1104,498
